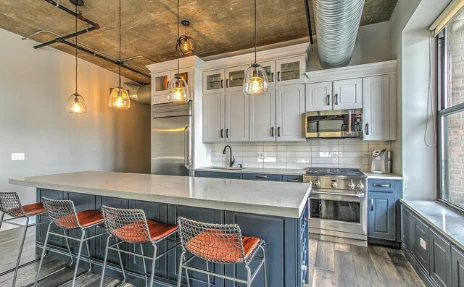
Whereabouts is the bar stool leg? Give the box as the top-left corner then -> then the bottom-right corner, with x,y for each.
149,245 -> 157,287
0,213 -> 5,231
140,244 -> 148,287
205,260 -> 211,287
34,223 -> 51,287
176,252 -> 185,287
83,232 -> 92,272
99,235 -> 111,287
63,229 -> 74,266
261,246 -> 268,287
116,241 -> 126,286
11,217 -> 29,287
71,230 -> 86,287
245,265 -> 251,287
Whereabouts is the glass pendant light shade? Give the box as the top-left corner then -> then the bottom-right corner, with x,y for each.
66,93 -> 87,114
168,76 -> 189,102
177,35 -> 196,56
109,87 -> 131,110
243,63 -> 268,95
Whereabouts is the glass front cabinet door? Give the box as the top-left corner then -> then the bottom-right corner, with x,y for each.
203,69 -> 225,94
225,65 -> 248,92
261,61 -> 276,87
276,55 -> 306,85
152,69 -> 190,104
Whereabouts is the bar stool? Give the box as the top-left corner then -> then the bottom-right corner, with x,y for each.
0,192 -> 47,287
99,206 -> 179,287
34,197 -> 105,287
177,217 -> 267,287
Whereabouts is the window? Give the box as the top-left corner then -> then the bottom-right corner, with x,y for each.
438,10 -> 464,209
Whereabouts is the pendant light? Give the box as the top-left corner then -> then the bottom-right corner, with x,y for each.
66,4 -> 87,114
108,0 -> 130,110
243,0 -> 268,96
167,0 -> 189,103
176,20 -> 196,56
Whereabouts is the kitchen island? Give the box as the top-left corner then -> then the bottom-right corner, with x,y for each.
10,171 -> 310,287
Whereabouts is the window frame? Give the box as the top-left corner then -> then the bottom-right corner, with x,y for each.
437,27 -> 464,212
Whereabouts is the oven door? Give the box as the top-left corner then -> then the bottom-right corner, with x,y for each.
309,191 -> 367,237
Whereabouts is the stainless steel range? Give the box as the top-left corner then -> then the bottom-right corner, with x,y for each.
303,168 -> 367,247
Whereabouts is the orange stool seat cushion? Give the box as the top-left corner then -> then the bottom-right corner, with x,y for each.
56,210 -> 104,229
185,229 -> 261,263
18,202 -> 45,217
112,219 -> 178,243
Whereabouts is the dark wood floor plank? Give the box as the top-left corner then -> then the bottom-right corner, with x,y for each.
369,245 -> 405,287
334,243 -> 350,252
386,247 -> 426,287
315,241 -> 335,271
312,268 -> 335,287
350,245 -> 382,287
334,250 -> 358,287
308,238 -> 318,287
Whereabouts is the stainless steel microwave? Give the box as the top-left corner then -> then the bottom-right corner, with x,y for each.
305,109 -> 363,138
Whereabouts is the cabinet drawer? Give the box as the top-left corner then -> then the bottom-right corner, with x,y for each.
283,175 -> 303,183
368,179 -> 396,192
195,171 -> 242,179
243,173 -> 283,181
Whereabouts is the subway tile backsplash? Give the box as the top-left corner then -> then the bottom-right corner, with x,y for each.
211,139 -> 391,172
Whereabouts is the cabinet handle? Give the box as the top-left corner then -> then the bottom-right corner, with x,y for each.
278,127 -> 281,137
334,94 -> 339,105
221,79 -> 224,88
373,183 -> 391,188
271,127 -> 274,137
226,79 -> 229,88
370,199 -> 374,211
365,123 -> 369,135
287,179 -> 300,182
327,95 -> 331,105
220,129 -> 224,138
167,81 -> 170,89
256,175 -> 268,179
226,129 -> 229,138
277,71 -> 281,81
271,72 -> 274,82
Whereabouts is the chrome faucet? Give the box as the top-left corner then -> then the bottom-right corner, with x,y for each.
222,145 -> 235,168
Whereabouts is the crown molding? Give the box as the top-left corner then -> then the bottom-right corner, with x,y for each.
146,56 -> 205,73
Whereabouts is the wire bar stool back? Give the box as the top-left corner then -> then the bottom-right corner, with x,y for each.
177,217 -> 247,264
42,197 -> 80,229
101,206 -> 152,244
0,192 -> 27,218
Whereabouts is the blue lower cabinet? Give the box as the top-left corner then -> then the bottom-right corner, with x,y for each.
413,216 -> 430,273
368,191 -> 396,241
242,173 -> 282,181
452,247 -> 464,287
429,230 -> 452,287
195,171 -> 242,179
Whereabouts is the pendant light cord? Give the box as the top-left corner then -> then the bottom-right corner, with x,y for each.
177,0 -> 180,76
75,4 -> 78,95
254,0 -> 257,64
119,0 -> 122,88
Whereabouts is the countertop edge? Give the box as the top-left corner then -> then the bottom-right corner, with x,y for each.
400,199 -> 464,251
194,168 -> 305,176
9,178 -> 310,219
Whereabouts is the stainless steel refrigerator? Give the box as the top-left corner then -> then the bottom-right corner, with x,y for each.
151,102 -> 191,176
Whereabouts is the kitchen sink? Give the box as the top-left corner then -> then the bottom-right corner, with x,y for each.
209,166 -> 244,171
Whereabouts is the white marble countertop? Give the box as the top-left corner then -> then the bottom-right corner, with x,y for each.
195,167 -> 305,176
364,172 -> 404,180
9,171 -> 311,218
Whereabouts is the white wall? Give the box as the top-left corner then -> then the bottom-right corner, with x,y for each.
390,0 -> 450,200
0,28 -> 150,204
308,21 -> 392,71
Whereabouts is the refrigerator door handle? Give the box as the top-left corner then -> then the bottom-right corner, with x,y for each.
184,126 -> 190,169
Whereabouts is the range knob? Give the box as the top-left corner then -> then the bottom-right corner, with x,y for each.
313,180 -> 321,188
348,181 -> 355,190
331,181 -> 338,188
356,181 -> 365,190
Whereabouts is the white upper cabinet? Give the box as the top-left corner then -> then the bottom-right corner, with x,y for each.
276,56 -> 306,85
250,89 -> 276,142
225,65 -> 248,92
332,78 -> 363,110
261,61 -> 277,87
225,91 -> 249,142
202,94 -> 224,142
152,69 -> 190,104
276,84 -> 306,141
363,75 -> 394,141
203,69 -> 225,95
306,81 -> 333,111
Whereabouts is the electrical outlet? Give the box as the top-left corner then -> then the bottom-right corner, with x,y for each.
11,153 -> 25,161
257,152 -> 267,159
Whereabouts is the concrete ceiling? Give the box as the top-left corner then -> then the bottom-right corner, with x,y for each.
0,0 -> 398,83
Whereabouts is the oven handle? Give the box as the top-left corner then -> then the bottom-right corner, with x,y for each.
311,191 -> 365,198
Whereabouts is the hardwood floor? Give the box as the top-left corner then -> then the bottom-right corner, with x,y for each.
0,227 -> 424,287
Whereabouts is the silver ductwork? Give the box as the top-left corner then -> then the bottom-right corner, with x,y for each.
124,83 -> 151,105
313,0 -> 365,69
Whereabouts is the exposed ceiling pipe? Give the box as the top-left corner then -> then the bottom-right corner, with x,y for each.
303,0 -> 314,45
34,0 -> 100,49
22,30 -> 152,80
313,0 -> 365,69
